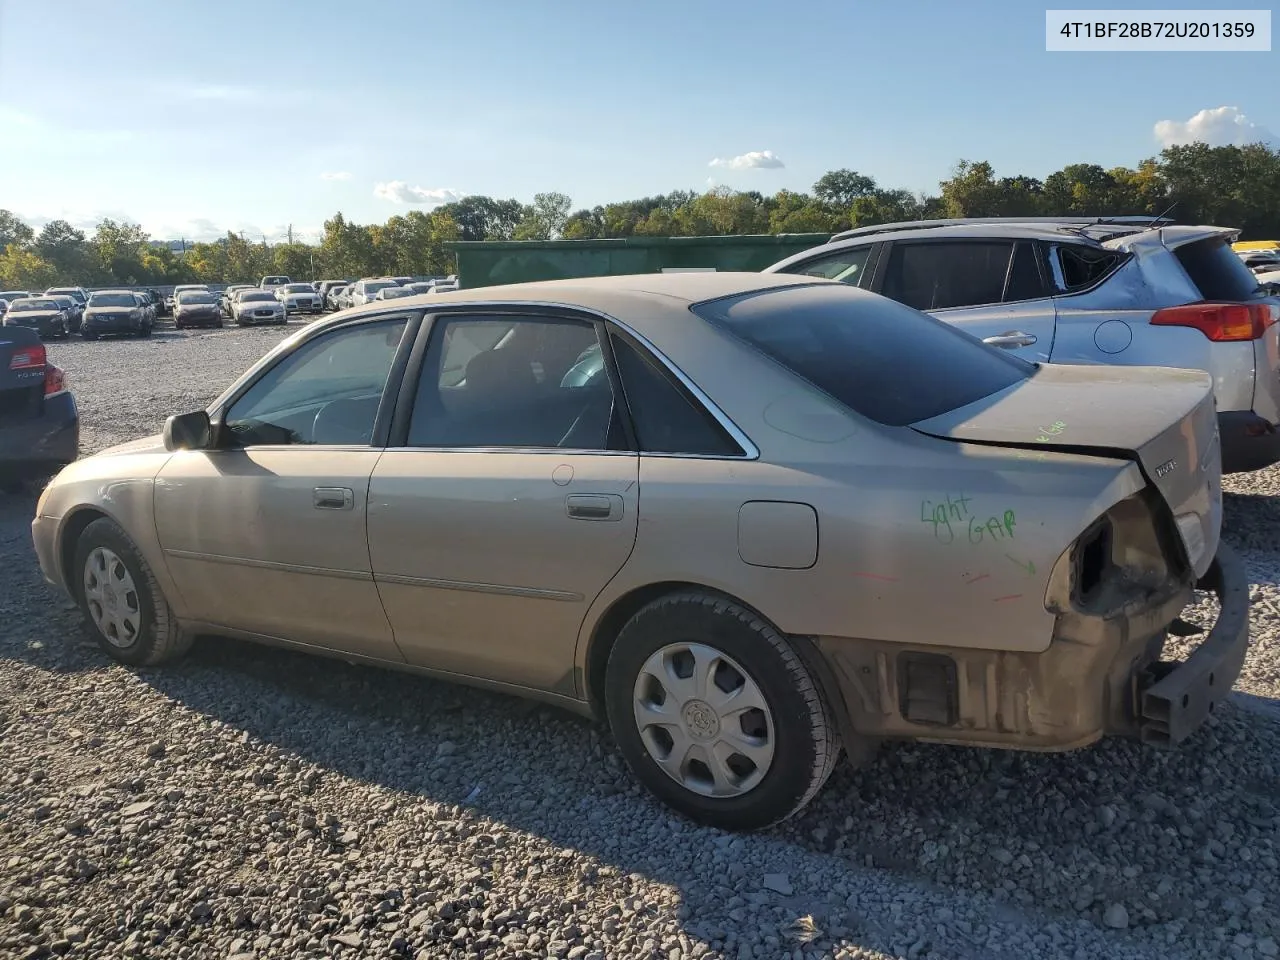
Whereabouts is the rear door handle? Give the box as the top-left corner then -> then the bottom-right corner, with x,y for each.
314,486 -> 354,510
983,330 -> 1038,348
566,493 -> 624,522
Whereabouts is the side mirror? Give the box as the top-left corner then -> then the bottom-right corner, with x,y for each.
163,410 -> 212,451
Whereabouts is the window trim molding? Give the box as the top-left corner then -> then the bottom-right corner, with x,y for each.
387,302 -> 760,460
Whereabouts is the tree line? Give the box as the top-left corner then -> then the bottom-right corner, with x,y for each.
1,141 -> 1275,290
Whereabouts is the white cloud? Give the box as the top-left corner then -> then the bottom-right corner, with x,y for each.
372,181 -> 461,205
707,150 -> 785,170
1154,106 -> 1275,148
319,171 -> 352,181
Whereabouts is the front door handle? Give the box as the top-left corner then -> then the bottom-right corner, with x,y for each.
566,493 -> 624,522
314,487 -> 354,510
983,330 -> 1038,348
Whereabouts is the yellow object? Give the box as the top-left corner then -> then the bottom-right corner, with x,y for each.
1233,240 -> 1280,251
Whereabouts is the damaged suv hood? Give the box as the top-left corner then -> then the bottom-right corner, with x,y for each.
911,363 -> 1222,577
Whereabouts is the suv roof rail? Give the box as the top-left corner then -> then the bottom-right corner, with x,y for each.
828,215 -> 1175,243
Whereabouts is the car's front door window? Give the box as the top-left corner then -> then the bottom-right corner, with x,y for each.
407,315 -> 623,450
223,318 -> 408,446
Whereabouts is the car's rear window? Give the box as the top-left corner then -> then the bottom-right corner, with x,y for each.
692,283 -> 1034,427
90,293 -> 136,307
1176,238 -> 1264,301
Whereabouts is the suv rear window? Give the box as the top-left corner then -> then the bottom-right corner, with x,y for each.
1175,237 -> 1264,301
693,284 -> 1033,427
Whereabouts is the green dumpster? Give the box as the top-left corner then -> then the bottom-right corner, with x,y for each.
445,234 -> 831,289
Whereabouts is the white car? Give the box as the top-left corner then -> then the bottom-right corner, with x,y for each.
348,278 -> 401,306
260,275 -> 290,291
231,290 -> 286,326
374,286 -> 415,300
275,282 -> 325,314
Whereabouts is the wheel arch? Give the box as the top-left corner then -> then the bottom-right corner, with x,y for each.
57,506 -> 114,595
580,581 -> 854,745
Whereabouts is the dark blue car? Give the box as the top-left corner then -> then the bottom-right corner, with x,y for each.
0,326 -> 78,488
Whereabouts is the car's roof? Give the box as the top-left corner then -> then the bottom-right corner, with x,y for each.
351,270 -> 816,311
326,272 -> 828,340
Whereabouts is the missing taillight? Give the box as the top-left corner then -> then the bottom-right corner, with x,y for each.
1074,517 -> 1114,605
44,363 -> 65,395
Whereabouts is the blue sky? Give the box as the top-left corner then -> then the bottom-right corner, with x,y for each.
0,0 -> 1274,241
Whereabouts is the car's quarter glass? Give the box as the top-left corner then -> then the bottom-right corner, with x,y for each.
151,316 -> 412,655
367,312 -> 639,692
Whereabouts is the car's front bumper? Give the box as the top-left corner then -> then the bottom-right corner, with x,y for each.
0,390 -> 79,479
4,318 -> 61,336
84,315 -> 140,333
813,543 -> 1250,751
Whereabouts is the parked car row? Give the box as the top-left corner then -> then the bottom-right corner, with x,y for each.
2,289 -> 157,340
322,275 -> 459,310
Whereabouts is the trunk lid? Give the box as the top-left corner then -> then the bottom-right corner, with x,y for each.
911,363 -> 1222,578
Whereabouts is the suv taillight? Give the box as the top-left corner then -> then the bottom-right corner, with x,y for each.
9,344 -> 46,369
1150,302 -> 1279,341
44,363 -> 65,395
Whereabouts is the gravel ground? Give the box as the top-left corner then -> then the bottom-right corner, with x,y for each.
1,322 -> 1278,960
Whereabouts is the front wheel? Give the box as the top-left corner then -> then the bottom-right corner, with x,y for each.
73,518 -> 192,666
605,591 -> 842,831
82,330 -> 98,341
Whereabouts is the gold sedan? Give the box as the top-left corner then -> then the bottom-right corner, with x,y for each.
30,273 -> 1248,830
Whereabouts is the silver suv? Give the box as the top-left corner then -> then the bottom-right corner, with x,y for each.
765,217 -> 1280,473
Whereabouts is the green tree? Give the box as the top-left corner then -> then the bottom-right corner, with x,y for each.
813,169 -> 877,210
34,220 -> 94,283
437,196 -> 525,241
0,210 -> 35,251
273,242 -> 317,279
0,244 -> 57,289
91,218 -> 151,284
513,192 -> 572,240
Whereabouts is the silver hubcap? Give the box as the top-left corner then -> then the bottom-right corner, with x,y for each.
632,642 -> 775,798
83,547 -> 141,648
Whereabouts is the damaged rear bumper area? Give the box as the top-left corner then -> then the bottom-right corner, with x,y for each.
816,543 -> 1250,752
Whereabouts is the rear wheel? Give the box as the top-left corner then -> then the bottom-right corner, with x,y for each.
82,330 -> 98,341
605,591 -> 842,831
73,518 -> 192,666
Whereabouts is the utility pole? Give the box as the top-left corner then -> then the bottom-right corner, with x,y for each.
287,223 -> 293,245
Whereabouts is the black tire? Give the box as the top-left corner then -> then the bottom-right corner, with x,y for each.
82,330 -> 97,341
72,517 -> 193,667
140,324 -> 152,338
604,591 -> 842,831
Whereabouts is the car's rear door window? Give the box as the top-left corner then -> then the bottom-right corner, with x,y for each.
880,241 -> 1014,310
1175,237 -> 1265,301
407,315 -> 625,450
694,283 -> 1033,427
